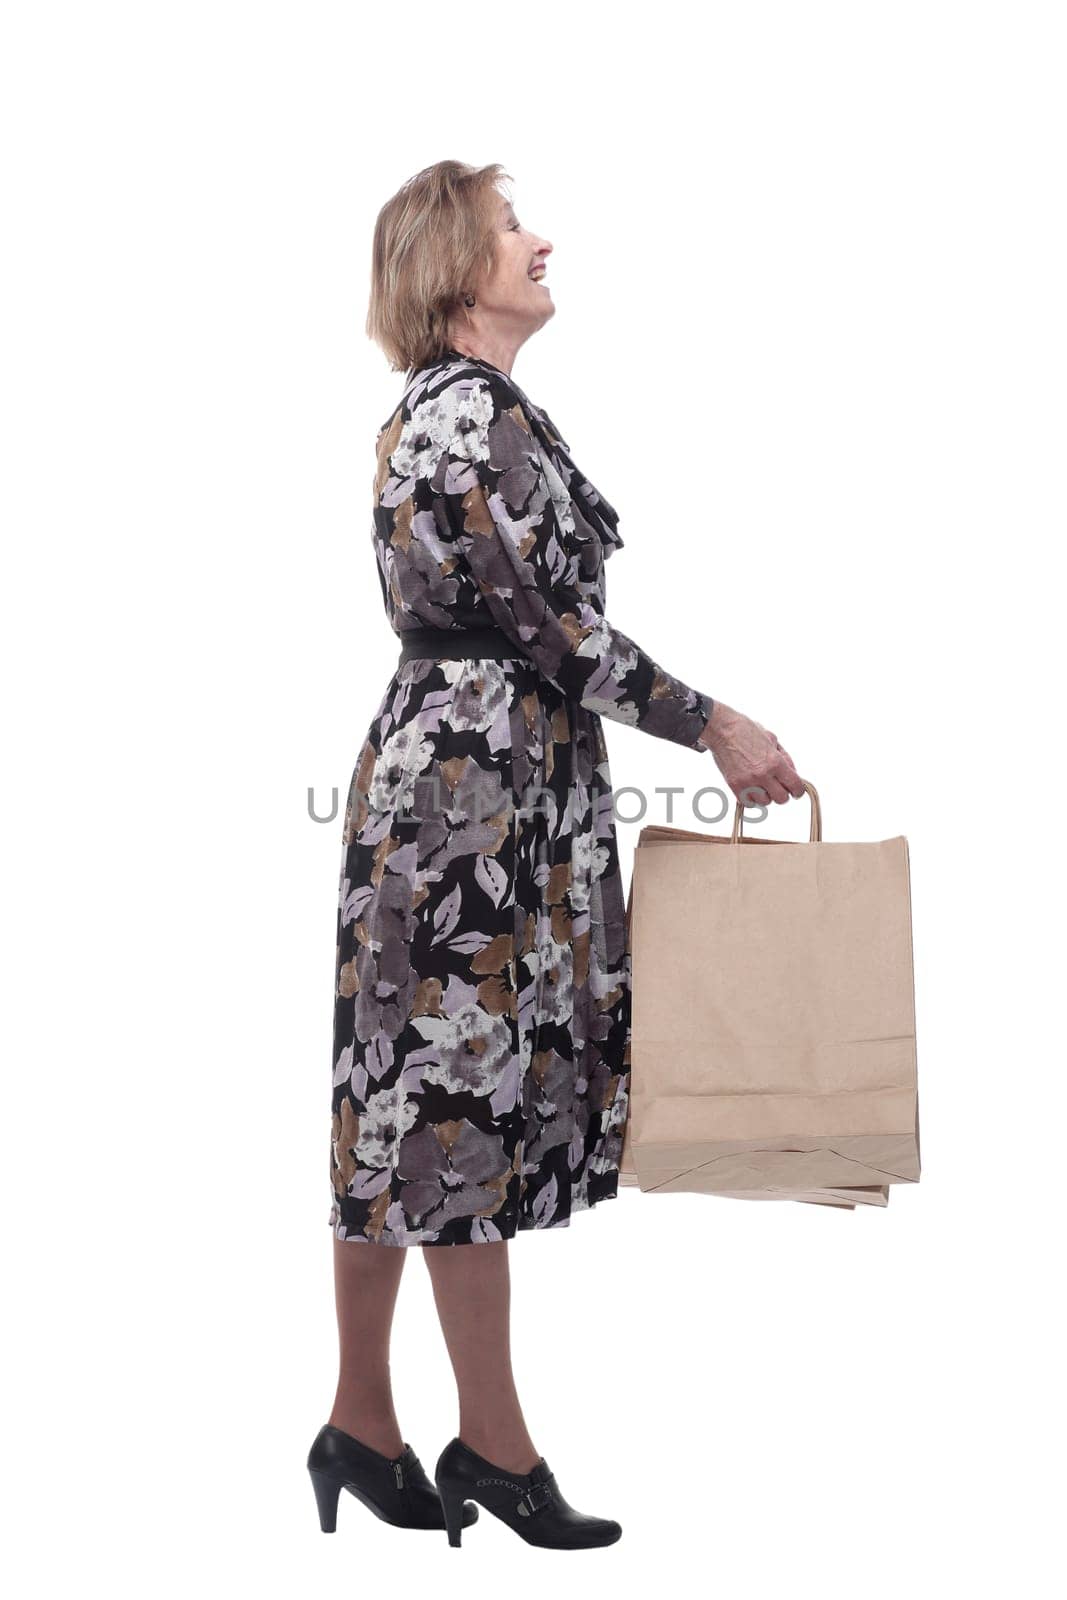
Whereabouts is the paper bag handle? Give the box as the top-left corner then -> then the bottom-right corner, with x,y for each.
731,779 -> 822,843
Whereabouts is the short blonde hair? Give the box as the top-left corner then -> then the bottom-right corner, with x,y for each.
366,160 -> 513,373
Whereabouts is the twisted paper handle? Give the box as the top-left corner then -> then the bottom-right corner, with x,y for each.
731,778 -> 822,843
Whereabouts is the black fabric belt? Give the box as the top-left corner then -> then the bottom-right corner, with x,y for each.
397,625 -> 523,663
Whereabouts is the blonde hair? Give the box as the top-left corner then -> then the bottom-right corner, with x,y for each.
366,160 -> 513,373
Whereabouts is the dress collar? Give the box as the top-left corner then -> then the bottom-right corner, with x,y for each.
430,349 -> 626,557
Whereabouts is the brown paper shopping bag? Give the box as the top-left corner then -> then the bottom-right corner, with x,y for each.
619,782 -> 919,1201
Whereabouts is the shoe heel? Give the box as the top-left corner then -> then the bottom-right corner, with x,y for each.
309,1468 -> 342,1533
438,1480 -> 468,1548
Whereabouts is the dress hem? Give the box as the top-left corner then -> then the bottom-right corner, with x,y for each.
329,1175 -> 621,1248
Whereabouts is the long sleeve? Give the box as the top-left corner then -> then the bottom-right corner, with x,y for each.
437,373 -> 715,752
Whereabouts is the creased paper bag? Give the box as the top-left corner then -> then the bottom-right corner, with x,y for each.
618,783 -> 919,1204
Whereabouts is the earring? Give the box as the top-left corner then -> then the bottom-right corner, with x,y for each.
463,293 -> 476,308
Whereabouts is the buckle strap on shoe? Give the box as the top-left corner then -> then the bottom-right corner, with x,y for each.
472,1470 -> 556,1516
516,1477 -> 555,1516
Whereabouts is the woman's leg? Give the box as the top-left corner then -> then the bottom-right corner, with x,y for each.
328,1235 -> 407,1458
422,1239 -> 540,1474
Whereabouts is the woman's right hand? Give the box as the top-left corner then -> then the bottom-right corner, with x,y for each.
698,699 -> 807,807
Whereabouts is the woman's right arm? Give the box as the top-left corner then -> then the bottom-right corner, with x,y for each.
410,370 -> 804,804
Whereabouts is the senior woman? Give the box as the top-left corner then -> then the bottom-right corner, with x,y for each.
307,160 -> 805,1550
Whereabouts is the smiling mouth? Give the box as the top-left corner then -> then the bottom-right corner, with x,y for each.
528,266 -> 548,284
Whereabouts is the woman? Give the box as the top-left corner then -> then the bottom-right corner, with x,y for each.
307,161 -> 805,1550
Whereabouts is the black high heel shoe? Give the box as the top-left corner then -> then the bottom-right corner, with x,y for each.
307,1424 -> 480,1533
434,1436 -> 622,1549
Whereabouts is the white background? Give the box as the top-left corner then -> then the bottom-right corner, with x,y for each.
3,1 -> 1064,1594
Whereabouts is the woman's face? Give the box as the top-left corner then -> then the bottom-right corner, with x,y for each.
471,194 -> 554,337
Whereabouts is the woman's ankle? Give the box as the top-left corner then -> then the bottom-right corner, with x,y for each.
328,1403 -> 404,1460
457,1426 -> 541,1475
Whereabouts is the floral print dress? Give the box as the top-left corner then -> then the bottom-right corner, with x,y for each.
329,349 -> 715,1246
